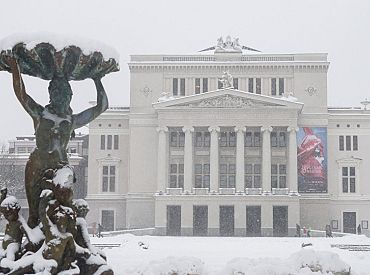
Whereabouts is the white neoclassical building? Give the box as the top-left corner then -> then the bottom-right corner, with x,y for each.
86,37 -> 370,237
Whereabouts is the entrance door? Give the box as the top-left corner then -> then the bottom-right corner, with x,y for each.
101,210 -> 114,231
246,206 -> 261,236
167,205 -> 181,236
273,206 -> 288,237
343,212 -> 356,234
219,206 -> 234,236
193,206 -> 208,236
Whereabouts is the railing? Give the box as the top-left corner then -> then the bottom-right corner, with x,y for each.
219,188 -> 235,195
272,188 -> 289,195
245,188 -> 263,195
166,188 -> 183,195
193,188 -> 209,195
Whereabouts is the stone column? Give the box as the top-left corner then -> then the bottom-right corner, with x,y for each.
183,126 -> 194,193
208,126 -> 220,193
235,126 -> 246,193
156,126 -> 168,192
287,126 -> 299,193
261,126 -> 273,194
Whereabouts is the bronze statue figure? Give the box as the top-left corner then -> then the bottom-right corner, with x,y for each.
0,37 -> 118,274
4,56 -> 108,228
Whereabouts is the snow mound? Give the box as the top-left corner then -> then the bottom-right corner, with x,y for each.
0,196 -> 20,210
221,249 -> 350,275
53,166 -> 74,188
0,32 -> 119,61
131,256 -> 207,275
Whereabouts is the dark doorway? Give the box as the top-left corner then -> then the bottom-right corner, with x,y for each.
101,210 -> 114,231
167,205 -> 181,236
246,206 -> 261,236
193,206 -> 208,236
219,206 -> 234,236
343,212 -> 356,234
273,206 -> 288,237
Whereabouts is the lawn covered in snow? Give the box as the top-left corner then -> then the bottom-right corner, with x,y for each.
92,234 -> 370,275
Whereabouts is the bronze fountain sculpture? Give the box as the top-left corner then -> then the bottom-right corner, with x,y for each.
0,35 -> 119,274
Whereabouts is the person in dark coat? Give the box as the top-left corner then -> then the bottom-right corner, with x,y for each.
296,224 -> 301,237
357,224 -> 362,235
97,223 -> 104,238
325,224 -> 333,237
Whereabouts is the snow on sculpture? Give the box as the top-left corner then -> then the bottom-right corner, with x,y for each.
0,33 -> 117,274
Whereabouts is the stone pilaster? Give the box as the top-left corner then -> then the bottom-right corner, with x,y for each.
156,126 -> 168,192
287,126 -> 299,192
235,126 -> 246,193
208,126 -> 220,192
261,126 -> 273,193
183,126 -> 194,193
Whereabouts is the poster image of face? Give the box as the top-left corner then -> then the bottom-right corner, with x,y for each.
297,127 -> 328,193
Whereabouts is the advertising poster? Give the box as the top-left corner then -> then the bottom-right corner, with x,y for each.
297,127 -> 328,193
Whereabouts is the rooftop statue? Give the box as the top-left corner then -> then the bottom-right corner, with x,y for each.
0,33 -> 118,274
199,35 -> 261,53
218,71 -> 234,89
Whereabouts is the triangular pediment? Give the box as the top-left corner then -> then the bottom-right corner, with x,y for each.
153,88 -> 303,110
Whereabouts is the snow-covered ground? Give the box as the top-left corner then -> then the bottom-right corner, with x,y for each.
92,234 -> 370,275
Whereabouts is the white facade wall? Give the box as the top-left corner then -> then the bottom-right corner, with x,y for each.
86,48 -> 370,236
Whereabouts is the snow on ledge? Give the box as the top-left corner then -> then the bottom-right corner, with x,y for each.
0,32 -> 120,62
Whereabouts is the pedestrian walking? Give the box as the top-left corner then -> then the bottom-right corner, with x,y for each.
296,223 -> 301,237
98,223 -> 104,238
357,224 -> 362,235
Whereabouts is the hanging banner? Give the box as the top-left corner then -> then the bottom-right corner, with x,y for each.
297,127 -> 328,193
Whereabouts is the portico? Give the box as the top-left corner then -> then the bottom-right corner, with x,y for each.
154,88 -> 303,196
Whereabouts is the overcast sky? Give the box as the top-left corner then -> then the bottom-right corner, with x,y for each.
0,0 -> 369,143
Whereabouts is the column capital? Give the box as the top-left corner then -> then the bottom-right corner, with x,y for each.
182,126 -> 194,133
261,126 -> 273,133
287,126 -> 299,133
234,126 -> 246,133
156,126 -> 168,133
208,126 -> 220,133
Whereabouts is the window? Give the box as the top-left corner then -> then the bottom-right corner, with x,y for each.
345,136 -> 351,151
102,165 -> 116,192
195,131 -> 210,147
271,78 -> 277,95
70,147 -> 77,154
194,163 -> 210,188
248,78 -> 253,93
271,164 -> 286,188
170,131 -> 185,147
353,136 -> 358,151
173,78 -> 178,96
195,78 -> 201,94
342,167 -> 356,193
169,163 -> 184,188
271,131 -> 286,148
114,135 -> 119,150
278,78 -> 284,95
107,135 -> 112,150
220,131 -> 236,147
220,163 -> 236,188
202,78 -> 208,93
218,79 -> 223,89
340,135 -> 358,151
245,131 -> 261,147
245,163 -> 261,188
180,78 -> 185,96
233,78 -> 239,89
173,78 -> 185,96
256,78 -> 261,94
339,136 -> 344,151
101,135 -> 119,150
100,135 -> 105,150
